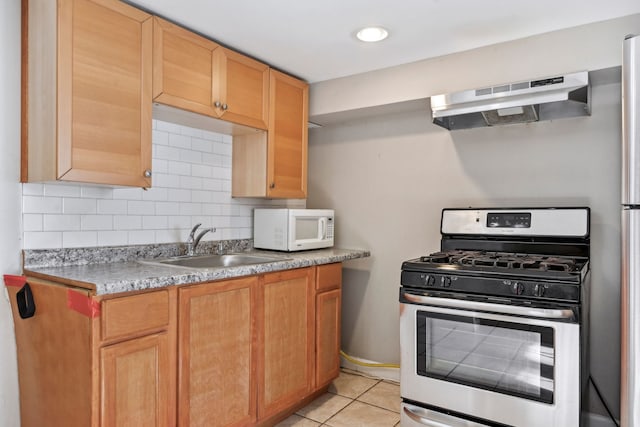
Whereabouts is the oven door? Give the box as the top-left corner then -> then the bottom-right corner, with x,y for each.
400,289 -> 581,427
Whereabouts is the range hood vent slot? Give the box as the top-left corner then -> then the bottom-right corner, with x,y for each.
431,71 -> 590,130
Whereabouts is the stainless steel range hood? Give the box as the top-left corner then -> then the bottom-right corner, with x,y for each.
431,71 -> 590,130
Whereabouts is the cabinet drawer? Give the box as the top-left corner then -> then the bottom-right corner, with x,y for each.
316,263 -> 342,291
102,291 -> 170,341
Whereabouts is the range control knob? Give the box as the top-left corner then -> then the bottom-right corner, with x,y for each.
441,276 -> 452,288
534,284 -> 546,297
419,274 -> 436,287
511,282 -> 524,295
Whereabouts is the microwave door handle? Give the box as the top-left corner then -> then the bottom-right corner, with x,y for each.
403,291 -> 576,321
319,217 -> 327,239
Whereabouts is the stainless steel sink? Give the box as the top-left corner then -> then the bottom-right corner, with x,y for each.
143,253 -> 290,269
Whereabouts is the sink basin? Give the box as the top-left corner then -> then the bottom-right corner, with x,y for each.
145,253 -> 290,269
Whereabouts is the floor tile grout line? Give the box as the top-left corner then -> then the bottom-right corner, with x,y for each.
322,397 -> 359,426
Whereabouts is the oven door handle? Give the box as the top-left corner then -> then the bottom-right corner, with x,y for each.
403,291 -> 577,321
403,404 -> 486,427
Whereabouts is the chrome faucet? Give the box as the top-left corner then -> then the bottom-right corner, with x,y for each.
186,223 -> 215,256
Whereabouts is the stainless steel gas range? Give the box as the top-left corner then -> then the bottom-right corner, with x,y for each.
399,208 -> 590,427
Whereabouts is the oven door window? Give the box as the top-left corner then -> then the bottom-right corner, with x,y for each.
416,311 -> 554,404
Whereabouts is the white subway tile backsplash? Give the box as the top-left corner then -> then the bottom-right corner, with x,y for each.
97,231 -> 128,246
142,187 -> 168,202
80,186 -> 113,199
167,217 -> 191,233
23,196 -> 62,214
24,231 -> 62,249
155,120 -> 182,134
21,119 -> 305,249
97,200 -> 128,215
81,215 -> 113,231
63,231 -> 97,248
179,148 -> 202,164
152,173 -> 178,189
44,184 -> 81,198
191,164 -> 213,178
169,133 -> 191,149
179,176 -> 203,190
112,187 -> 143,200
155,145 -> 181,161
63,198 -> 97,214
142,215 -> 168,230
114,215 -> 142,230
152,159 -> 168,174
44,214 -> 81,231
128,230 -> 155,245
214,142 -> 232,156
167,161 -> 191,176
179,203 -> 202,216
128,201 -> 155,215
191,137 -> 214,153
152,129 -> 169,146
166,189 -> 190,203
23,214 -> 43,232
22,183 -> 44,196
156,202 -> 181,216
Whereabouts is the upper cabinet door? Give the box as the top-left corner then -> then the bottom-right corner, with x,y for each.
152,17 -> 219,117
58,0 -> 152,187
213,47 -> 269,130
266,70 -> 309,198
154,19 -> 269,130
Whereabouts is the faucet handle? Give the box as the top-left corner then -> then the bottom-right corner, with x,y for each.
189,223 -> 202,239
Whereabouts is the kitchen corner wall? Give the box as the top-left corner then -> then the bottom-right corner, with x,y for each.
22,120 -> 305,250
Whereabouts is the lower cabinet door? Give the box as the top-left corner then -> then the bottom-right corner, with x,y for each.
316,288 -> 341,388
101,333 -> 171,427
178,277 -> 258,427
259,268 -> 315,418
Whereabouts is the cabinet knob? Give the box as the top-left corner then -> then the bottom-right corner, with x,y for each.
222,103 -> 228,111
144,169 -> 152,178
269,182 -> 275,189
214,101 -> 221,108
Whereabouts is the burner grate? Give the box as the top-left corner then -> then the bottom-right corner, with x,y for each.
419,250 -> 580,272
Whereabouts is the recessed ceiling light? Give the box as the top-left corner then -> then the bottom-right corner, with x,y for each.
356,26 -> 389,43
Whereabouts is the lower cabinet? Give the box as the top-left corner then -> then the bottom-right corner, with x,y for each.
10,263 -> 342,427
178,276 -> 258,427
315,263 -> 343,388
101,333 -> 172,427
259,268 -> 315,419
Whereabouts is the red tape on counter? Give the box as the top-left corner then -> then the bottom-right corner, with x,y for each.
67,290 -> 101,318
3,275 -> 27,288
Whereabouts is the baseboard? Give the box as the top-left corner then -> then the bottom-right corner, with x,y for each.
339,354 -> 400,383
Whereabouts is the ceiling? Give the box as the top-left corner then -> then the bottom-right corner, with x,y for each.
128,0 -> 640,83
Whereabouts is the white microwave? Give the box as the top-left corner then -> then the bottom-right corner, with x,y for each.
253,209 -> 334,251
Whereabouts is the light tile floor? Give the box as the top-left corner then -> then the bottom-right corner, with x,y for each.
275,369 -> 401,427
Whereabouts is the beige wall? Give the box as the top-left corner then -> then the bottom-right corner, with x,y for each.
307,80 -> 622,417
0,0 -> 22,426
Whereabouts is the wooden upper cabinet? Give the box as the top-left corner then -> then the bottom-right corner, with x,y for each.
22,0 -> 153,187
152,17 -> 219,117
153,17 -> 269,129
266,70 -> 309,198
232,70 -> 309,199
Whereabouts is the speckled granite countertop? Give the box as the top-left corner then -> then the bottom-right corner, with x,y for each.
23,244 -> 370,296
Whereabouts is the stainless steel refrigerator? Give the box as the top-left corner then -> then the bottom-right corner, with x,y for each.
622,33 -> 640,427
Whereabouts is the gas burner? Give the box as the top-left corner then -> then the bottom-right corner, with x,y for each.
420,250 -> 580,272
